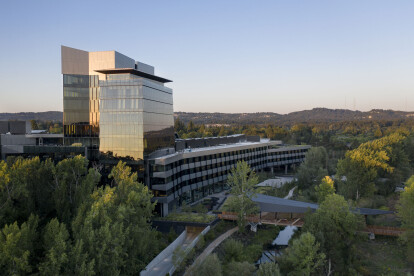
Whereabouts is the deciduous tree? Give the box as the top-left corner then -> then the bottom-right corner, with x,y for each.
279,232 -> 325,276
223,261 -> 256,276
303,194 -> 362,275
315,176 -> 335,203
257,262 -> 281,276
0,214 -> 39,275
52,156 -> 100,224
227,161 -> 259,232
187,253 -> 222,276
71,161 -> 159,275
336,132 -> 409,200
38,218 -> 70,275
397,175 -> 414,264
297,147 -> 328,189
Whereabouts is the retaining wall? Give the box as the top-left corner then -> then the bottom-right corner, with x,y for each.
140,230 -> 187,276
167,225 -> 211,276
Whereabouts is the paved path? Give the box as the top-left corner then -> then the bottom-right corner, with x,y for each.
145,232 -> 198,276
284,186 -> 297,199
184,226 -> 238,275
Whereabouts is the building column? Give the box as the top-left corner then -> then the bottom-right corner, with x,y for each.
271,167 -> 274,174
285,165 -> 288,174
162,203 -> 169,217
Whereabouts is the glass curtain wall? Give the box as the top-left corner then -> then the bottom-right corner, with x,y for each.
99,74 -> 174,160
63,74 -> 99,147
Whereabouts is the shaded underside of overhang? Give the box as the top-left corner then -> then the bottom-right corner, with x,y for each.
252,194 -> 394,215
95,68 -> 172,83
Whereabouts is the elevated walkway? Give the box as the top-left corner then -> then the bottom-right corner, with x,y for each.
218,211 -> 305,227
362,225 -> 405,237
218,194 -> 403,236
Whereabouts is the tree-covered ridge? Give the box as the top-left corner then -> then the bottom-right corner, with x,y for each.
4,108 -> 414,125
0,111 -> 62,122
174,116 -> 414,159
175,108 -> 414,125
0,156 -> 163,275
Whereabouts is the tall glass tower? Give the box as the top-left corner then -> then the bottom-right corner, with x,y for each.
97,69 -> 174,160
61,46 -> 174,161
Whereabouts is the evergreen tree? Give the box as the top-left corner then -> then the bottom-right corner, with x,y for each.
187,120 -> 196,132
174,117 -> 186,132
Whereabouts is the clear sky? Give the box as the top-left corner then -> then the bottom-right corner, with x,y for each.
1,0 -> 413,114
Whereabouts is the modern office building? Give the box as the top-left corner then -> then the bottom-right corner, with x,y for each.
150,135 -> 310,215
61,46 -> 310,216
62,46 -> 174,161
0,121 -> 86,160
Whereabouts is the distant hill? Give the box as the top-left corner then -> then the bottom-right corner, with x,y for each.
1,108 -> 414,125
0,111 -> 62,121
175,108 -> 414,125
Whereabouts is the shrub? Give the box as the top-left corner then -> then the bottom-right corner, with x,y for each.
168,227 -> 177,243
160,212 -> 216,223
257,262 -> 281,276
223,239 -> 245,262
223,261 -> 256,276
186,253 -> 222,276
245,244 -> 262,262
193,203 -> 208,214
196,235 -> 205,251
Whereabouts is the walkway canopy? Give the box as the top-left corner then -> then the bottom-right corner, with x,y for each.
252,194 -> 394,215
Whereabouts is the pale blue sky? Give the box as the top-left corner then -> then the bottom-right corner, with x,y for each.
1,1 -> 413,114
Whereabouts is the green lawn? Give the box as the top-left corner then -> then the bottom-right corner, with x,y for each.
159,212 -> 216,223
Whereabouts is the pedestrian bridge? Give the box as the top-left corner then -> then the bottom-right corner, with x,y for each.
218,194 -> 403,236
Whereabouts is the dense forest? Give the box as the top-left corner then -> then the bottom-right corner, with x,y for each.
2,110 -> 414,274
0,112 -> 62,122
175,108 -> 414,125
177,118 -> 414,274
0,157 -> 166,275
